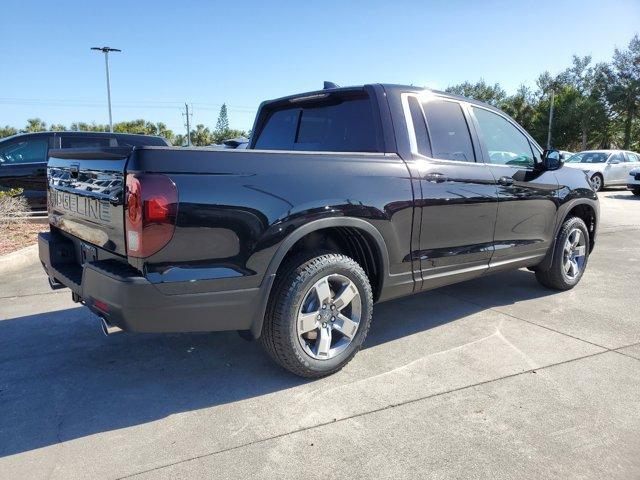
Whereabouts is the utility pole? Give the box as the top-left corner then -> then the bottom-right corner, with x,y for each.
183,103 -> 193,146
546,89 -> 555,150
91,46 -> 121,133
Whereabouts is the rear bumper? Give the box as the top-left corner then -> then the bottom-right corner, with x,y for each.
38,231 -> 272,334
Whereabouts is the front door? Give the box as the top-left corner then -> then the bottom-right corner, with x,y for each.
469,105 -> 559,267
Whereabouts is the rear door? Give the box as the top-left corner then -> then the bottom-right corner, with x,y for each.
623,152 -> 640,178
0,135 -> 50,209
402,94 -> 498,289
468,105 -> 558,266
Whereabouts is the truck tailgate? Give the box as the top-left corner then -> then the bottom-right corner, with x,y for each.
47,147 -> 131,256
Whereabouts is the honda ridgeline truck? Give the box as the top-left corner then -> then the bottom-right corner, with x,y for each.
39,84 -> 599,377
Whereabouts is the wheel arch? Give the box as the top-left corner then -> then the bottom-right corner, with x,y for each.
250,217 -> 390,338
537,199 -> 598,271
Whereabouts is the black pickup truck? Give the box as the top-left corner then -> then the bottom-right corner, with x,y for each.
39,84 -> 599,377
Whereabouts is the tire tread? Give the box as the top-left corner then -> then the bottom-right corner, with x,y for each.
260,252 -> 373,378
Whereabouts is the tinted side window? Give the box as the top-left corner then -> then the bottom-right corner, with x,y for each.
422,100 -> 474,162
472,107 -> 535,168
61,136 -> 112,148
408,96 -> 431,156
254,108 -> 300,150
0,139 -> 48,164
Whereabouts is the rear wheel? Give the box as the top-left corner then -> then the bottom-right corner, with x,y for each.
632,188 -> 640,196
535,216 -> 589,291
260,252 -> 373,378
590,173 -> 603,192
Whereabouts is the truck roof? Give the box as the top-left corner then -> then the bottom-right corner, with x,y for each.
260,83 -> 505,113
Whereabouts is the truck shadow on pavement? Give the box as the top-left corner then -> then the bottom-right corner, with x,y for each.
0,269 -> 553,458
606,194 -> 639,200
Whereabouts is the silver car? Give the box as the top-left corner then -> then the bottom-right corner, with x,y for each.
564,150 -> 640,191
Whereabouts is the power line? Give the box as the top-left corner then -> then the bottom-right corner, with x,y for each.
0,97 -> 257,112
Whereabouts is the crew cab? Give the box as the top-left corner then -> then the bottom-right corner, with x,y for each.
0,131 -> 170,209
39,84 -> 599,377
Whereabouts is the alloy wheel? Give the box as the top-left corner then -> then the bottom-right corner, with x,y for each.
563,228 -> 587,279
296,274 -> 362,360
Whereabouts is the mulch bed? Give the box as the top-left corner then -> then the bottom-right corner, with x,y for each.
0,222 -> 46,256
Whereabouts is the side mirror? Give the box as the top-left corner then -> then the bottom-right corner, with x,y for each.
540,149 -> 563,171
609,158 -> 620,165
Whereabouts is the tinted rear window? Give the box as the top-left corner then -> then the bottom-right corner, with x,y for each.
61,136 -> 112,148
254,95 -> 379,152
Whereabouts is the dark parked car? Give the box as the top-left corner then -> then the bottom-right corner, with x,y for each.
39,84 -> 599,377
0,131 -> 170,209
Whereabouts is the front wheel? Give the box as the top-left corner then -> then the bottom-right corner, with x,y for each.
260,252 -> 373,378
535,216 -> 590,291
632,188 -> 640,197
590,174 -> 603,192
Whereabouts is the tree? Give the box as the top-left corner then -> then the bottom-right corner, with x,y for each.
50,124 -> 67,131
501,85 -> 536,132
215,103 -> 230,133
190,124 -> 213,146
70,122 -> 109,132
556,56 -> 612,150
0,126 -> 18,139
23,118 -> 47,133
445,79 -> 507,106
606,35 -> 640,149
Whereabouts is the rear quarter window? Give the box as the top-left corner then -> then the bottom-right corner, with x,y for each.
254,94 -> 380,152
422,99 -> 475,162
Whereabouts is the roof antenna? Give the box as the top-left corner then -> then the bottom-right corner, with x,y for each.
323,81 -> 340,89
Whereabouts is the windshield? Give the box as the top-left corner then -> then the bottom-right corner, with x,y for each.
566,152 -> 609,164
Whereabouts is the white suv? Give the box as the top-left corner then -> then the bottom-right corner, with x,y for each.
565,150 -> 640,192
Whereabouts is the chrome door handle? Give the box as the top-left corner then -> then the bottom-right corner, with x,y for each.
498,176 -> 514,186
424,172 -> 447,183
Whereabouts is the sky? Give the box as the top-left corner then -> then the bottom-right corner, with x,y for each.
1,0 -> 639,135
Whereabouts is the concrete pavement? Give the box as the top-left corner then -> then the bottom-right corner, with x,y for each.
0,189 -> 638,479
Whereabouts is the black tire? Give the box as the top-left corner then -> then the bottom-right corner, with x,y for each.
535,216 -> 590,291
632,188 -> 640,197
260,252 -> 373,378
591,173 -> 604,192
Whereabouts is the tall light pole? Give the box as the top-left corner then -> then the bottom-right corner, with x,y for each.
91,46 -> 121,132
546,89 -> 555,150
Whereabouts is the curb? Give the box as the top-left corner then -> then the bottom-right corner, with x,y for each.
0,244 -> 39,275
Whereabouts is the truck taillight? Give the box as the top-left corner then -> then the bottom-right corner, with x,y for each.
125,174 -> 178,258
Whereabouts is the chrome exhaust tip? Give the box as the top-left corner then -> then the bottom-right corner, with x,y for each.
100,317 -> 123,336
